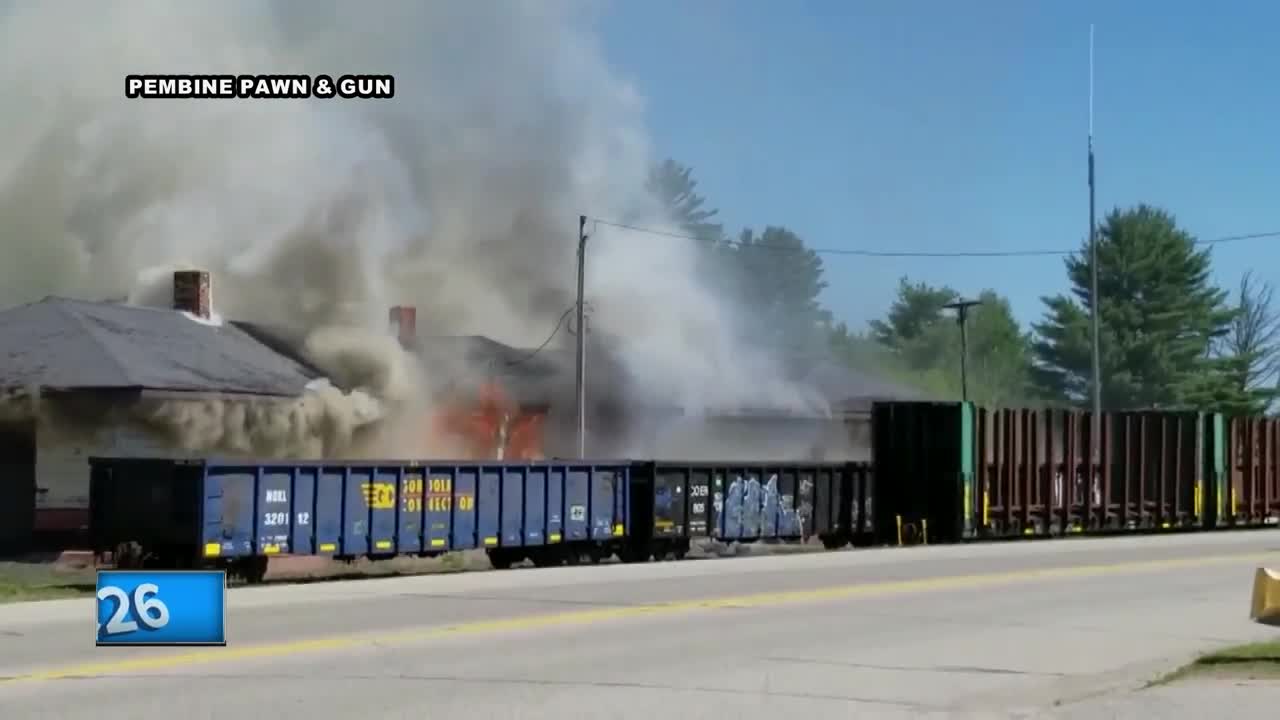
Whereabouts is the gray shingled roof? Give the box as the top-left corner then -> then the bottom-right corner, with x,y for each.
0,297 -> 319,396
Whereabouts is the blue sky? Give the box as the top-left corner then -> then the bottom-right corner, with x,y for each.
598,0 -> 1279,333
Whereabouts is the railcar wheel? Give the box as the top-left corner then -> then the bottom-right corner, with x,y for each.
531,550 -> 561,568
244,557 -> 269,584
618,545 -> 647,564
487,550 -> 514,570
672,540 -> 690,560
114,542 -> 143,570
820,535 -> 847,550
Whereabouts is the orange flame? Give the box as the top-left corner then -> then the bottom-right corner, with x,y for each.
427,380 -> 547,460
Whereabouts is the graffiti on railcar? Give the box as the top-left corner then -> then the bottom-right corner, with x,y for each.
771,474 -> 804,537
742,474 -> 762,535
724,475 -> 743,536
762,474 -> 779,535
719,472 -> 804,538
654,481 -> 672,530
796,474 -> 815,539
712,474 -> 725,521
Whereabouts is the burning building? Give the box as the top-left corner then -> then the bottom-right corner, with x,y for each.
388,302 -> 925,465
0,271 -> 328,550
0,270 -> 922,554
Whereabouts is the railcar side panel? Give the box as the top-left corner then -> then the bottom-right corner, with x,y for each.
591,468 -> 620,539
257,468 -> 292,555
546,468 -> 564,543
524,467 -> 547,545
500,467 -> 525,547
450,468 -> 477,550
478,468 -> 501,548
314,469 -> 342,555
369,468 -> 398,554
398,468 -> 424,553
654,469 -> 685,537
291,468 -> 317,555
341,468 -> 370,556
203,468 -> 254,558
565,469 -> 589,541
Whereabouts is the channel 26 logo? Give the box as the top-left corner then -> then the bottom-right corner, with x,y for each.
96,570 -> 227,646
125,74 -> 394,100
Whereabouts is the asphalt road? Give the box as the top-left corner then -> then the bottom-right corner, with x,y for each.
2,531 -> 1280,719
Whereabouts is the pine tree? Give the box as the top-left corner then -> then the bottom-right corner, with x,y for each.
1032,204 -> 1239,411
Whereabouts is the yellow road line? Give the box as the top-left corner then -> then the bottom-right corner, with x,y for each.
5,549 -> 1275,685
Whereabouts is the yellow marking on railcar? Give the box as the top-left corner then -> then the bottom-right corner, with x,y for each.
203,543 -> 221,557
375,540 -> 392,550
549,532 -> 561,543
362,482 -> 396,510
430,538 -> 446,548
483,537 -> 498,546
319,543 -> 336,552
262,544 -> 280,555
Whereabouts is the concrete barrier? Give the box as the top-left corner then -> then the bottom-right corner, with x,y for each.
1250,567 -> 1280,627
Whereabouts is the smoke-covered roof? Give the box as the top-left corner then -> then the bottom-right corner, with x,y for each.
792,357 -> 929,410
409,335 -> 613,407
0,297 -> 320,396
408,333 -> 925,414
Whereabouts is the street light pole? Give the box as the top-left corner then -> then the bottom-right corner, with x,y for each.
1088,25 -> 1103,458
944,299 -> 983,403
574,215 -> 588,459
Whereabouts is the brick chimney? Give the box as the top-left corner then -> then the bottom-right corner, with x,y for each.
389,305 -> 417,347
173,270 -> 211,319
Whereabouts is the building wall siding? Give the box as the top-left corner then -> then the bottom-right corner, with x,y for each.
34,423 -> 187,530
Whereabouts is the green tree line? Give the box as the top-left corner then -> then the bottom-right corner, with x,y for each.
651,159 -> 1280,415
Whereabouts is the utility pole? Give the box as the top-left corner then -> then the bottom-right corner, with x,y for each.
944,299 -> 983,402
1088,25 -> 1103,459
575,215 -> 588,459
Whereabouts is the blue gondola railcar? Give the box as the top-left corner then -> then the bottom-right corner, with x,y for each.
88,457 -> 632,582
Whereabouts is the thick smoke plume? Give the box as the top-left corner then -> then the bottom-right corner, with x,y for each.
0,0 -> 828,458
131,325 -> 435,459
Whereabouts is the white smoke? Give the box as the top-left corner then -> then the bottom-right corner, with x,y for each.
0,0 -> 826,457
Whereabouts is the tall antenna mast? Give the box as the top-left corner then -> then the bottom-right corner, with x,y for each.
1088,25 -> 1102,458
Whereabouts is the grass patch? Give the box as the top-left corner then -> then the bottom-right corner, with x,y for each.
1150,640 -> 1280,686
0,561 -> 97,604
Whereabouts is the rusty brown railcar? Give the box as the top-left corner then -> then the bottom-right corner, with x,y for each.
1226,417 -> 1280,527
975,408 -> 1206,537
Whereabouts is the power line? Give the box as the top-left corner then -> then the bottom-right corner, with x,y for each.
506,306 -> 575,367
588,218 -> 1280,259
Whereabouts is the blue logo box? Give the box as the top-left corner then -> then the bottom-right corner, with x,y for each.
95,570 -> 227,646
